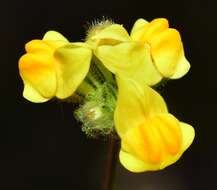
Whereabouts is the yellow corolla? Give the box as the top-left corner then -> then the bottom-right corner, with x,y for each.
91,18 -> 190,86
115,77 -> 195,172
130,18 -> 190,79
19,31 -> 92,103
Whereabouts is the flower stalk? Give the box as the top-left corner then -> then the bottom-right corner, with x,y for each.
101,137 -> 120,190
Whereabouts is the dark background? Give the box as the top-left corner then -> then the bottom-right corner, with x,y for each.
1,0 -> 216,189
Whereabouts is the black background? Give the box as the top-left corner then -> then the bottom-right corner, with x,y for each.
1,0 -> 216,189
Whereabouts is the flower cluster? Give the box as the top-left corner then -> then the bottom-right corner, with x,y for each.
18,18 -> 195,172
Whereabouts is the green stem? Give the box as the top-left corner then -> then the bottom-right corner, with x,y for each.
101,137 -> 120,190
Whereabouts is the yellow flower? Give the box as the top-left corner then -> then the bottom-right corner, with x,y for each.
91,18 -> 190,86
131,18 -> 190,79
115,77 -> 195,172
19,31 -> 92,103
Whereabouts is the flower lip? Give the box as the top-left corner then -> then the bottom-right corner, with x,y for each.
122,114 -> 182,164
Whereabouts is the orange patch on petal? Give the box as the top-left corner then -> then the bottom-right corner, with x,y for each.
140,18 -> 169,43
139,119 -> 163,163
25,39 -> 66,54
153,114 -> 181,155
19,53 -> 56,98
122,114 -> 182,164
25,40 -> 54,54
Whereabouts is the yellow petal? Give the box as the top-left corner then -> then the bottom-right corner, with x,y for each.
25,40 -> 53,54
114,78 -> 146,137
170,52 -> 191,79
25,39 -> 68,56
42,31 -> 69,50
90,24 -> 130,46
19,53 -> 56,99
22,81 -> 49,103
150,28 -> 185,77
122,114 -> 181,163
54,43 -> 92,99
130,18 -> 149,40
156,122 -> 194,170
114,77 -> 167,137
131,18 -> 169,43
120,147 -> 183,172
43,31 -> 68,42
95,42 -> 162,86
179,122 -> 195,151
120,114 -> 194,172
119,150 -> 158,173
